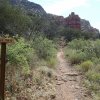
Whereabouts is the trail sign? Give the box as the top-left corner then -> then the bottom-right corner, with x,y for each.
0,38 -> 13,100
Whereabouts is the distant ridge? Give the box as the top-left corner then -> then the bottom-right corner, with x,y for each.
9,0 -> 99,33
9,0 -> 46,16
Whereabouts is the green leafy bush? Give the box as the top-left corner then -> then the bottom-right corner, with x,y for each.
32,36 -> 57,67
86,71 -> 100,83
68,39 -> 87,50
80,60 -> 93,72
94,40 -> 100,58
33,36 -> 56,60
69,39 -> 95,56
46,58 -> 57,68
68,50 -> 86,64
67,39 -> 100,61
85,69 -> 100,93
7,37 -> 33,74
65,45 -> 87,64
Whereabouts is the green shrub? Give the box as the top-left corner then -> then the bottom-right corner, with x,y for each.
85,70 -> 100,93
90,82 -> 100,92
67,39 -> 100,59
86,70 -> 100,83
68,39 -> 87,50
7,37 -> 33,74
64,48 -> 73,57
69,50 -> 86,64
91,58 -> 100,65
93,93 -> 100,100
83,46 -> 96,60
32,36 -> 57,68
46,58 -> 57,68
80,60 -> 93,72
65,39 -> 100,97
94,40 -> 100,58
68,39 -> 97,60
94,65 -> 100,72
33,36 -> 56,60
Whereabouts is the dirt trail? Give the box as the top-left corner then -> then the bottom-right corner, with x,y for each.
56,49 -> 92,100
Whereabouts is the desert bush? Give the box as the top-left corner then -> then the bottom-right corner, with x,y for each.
33,36 -> 56,60
94,40 -> 100,58
86,70 -> 100,83
7,37 -> 33,74
68,39 -> 87,50
67,39 -> 100,62
83,45 -> 96,59
80,60 -> 93,72
65,37 -> 100,98
85,70 -> 100,93
68,50 -> 86,64
32,36 -> 57,68
94,65 -> 100,72
64,48 -> 74,57
46,58 -> 57,68
93,93 -> 100,100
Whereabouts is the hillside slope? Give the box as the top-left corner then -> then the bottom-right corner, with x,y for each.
9,0 -> 99,34
9,0 -> 46,16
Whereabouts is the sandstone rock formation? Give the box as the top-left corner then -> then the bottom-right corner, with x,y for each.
65,12 -> 81,30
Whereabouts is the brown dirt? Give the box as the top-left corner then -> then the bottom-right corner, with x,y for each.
55,49 -> 92,100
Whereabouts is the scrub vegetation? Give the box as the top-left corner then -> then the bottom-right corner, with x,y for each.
65,39 -> 100,99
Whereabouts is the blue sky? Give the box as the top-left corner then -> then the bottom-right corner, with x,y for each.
29,0 -> 100,30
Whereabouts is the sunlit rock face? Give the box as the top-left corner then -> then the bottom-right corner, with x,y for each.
65,12 -> 81,30
65,12 -> 99,34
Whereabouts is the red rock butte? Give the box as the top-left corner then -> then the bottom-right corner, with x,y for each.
65,12 -> 81,30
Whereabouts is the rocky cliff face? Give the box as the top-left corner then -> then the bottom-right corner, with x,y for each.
64,12 -> 99,33
65,12 -> 81,30
47,14 -> 65,25
81,19 -> 99,33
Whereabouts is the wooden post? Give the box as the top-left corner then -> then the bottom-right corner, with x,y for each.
0,43 -> 6,100
0,38 -> 13,100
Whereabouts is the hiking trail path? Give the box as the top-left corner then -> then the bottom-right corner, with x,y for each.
55,48 -> 92,100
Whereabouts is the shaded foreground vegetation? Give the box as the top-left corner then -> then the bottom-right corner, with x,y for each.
65,39 -> 100,100
4,36 -> 57,99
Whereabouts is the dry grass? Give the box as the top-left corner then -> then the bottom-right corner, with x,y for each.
5,65 -> 56,100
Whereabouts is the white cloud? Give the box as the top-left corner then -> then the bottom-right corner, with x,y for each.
43,0 -> 88,15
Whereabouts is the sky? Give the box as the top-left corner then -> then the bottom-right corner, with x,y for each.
29,0 -> 100,30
